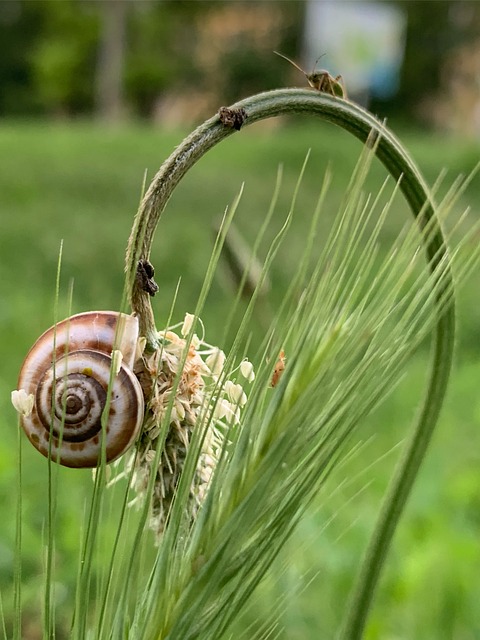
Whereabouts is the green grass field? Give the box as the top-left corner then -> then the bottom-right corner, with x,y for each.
1,119 -> 479,639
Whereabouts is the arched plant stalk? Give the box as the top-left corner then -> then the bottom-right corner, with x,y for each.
125,88 -> 455,639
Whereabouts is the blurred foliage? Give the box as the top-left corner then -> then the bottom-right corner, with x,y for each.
5,0 -> 480,125
124,2 -> 206,117
373,0 -> 480,121
32,1 -> 99,115
1,119 -> 479,638
0,0 -> 45,115
394,0 -> 451,112
0,0 -> 301,120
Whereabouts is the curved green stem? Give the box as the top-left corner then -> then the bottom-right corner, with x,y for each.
125,88 -> 455,638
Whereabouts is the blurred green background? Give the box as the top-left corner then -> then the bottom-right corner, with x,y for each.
1,1 -> 480,638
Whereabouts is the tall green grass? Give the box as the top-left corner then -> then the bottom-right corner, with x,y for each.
1,117 -> 480,639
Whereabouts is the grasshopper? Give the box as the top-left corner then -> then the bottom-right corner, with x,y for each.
274,51 -> 346,98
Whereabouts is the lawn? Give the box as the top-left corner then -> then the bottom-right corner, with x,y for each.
1,118 -> 479,639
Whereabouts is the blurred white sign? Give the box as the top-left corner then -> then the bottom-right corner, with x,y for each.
304,0 -> 406,99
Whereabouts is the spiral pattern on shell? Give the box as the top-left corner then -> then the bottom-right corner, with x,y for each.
17,311 -> 144,468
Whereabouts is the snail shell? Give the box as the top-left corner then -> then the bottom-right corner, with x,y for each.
17,311 -> 144,468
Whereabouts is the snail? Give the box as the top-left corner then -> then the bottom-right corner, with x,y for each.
15,311 -> 144,468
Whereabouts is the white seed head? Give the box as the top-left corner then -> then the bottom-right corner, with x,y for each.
11,389 -> 35,417
213,398 -> 229,420
224,380 -> 247,407
190,334 -> 201,349
240,359 -> 255,382
145,449 -> 156,463
206,348 -> 226,376
181,313 -> 195,337
116,310 -> 252,540
173,400 -> 186,422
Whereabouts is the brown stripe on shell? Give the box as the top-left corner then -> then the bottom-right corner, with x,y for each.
17,311 -> 144,468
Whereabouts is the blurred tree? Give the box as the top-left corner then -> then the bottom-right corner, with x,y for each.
124,1 -> 302,122
396,0 -> 452,113
0,0 -> 46,115
124,2 -> 199,119
95,0 -> 129,123
0,0 -> 302,121
423,2 -> 480,134
218,2 -> 303,105
32,0 -> 99,117
381,0 -> 480,125
182,1 -> 302,119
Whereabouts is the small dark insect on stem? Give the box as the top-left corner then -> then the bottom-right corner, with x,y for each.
274,51 -> 346,98
218,106 -> 248,131
136,259 -> 159,296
